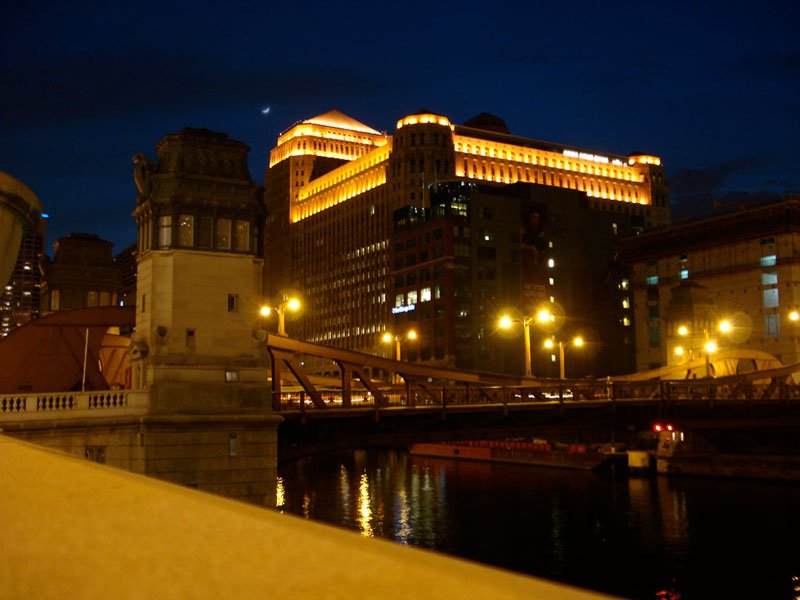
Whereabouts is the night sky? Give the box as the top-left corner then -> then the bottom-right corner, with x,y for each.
2,1 -> 799,254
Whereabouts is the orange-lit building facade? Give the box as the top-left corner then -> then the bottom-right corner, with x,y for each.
264,110 -> 668,372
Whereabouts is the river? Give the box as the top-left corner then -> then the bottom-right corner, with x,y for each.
276,449 -> 799,599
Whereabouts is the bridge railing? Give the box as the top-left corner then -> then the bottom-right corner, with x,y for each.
0,390 -> 147,420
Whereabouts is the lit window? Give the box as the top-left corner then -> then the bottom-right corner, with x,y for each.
761,255 -> 777,267
620,279 -> 629,290
420,287 -> 432,302
178,214 -> 194,247
763,288 -> 779,309
622,316 -> 631,327
622,297 -> 630,309
547,258 -> 555,268
395,294 -> 404,307
646,275 -> 659,286
762,272 -> 778,285
764,314 -> 779,338
679,269 -> 689,280
407,290 -> 418,304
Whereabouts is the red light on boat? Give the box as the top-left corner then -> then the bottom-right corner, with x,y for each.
653,424 -> 663,432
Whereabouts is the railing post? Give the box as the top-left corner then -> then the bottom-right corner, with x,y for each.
441,388 -> 447,420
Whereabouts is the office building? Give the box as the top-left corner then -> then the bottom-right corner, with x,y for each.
1,217 -> 46,336
40,233 -> 120,314
618,196 -> 800,372
264,109 -> 668,375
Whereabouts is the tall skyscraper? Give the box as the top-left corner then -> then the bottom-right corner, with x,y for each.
1,217 -> 46,336
264,109 -> 668,375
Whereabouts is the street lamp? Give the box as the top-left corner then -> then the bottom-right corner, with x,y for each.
260,295 -> 301,336
382,329 -> 417,361
383,330 -> 417,383
499,307 -> 556,377
677,320 -> 731,378
788,310 -> 800,363
543,336 -> 583,379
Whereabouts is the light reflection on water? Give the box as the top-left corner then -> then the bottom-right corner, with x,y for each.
278,449 -> 799,599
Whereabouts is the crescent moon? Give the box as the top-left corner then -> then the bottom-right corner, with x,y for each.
261,106 -> 271,115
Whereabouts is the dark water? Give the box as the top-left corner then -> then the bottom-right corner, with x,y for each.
276,449 -> 800,599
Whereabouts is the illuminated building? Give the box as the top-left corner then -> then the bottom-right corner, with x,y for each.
618,196 -> 800,372
1,217 -> 46,336
264,109 -> 667,373
389,180 -> 639,376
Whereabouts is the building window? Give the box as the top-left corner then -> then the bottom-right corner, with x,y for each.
186,328 -> 196,348
197,216 -> 213,248
763,288 -> 779,309
420,287 -> 432,302
762,272 -> 778,285
87,291 -> 98,307
395,294 -> 404,307
407,290 -> 418,304
216,219 -> 231,250
225,370 -> 239,382
765,314 -> 780,338
158,216 -> 172,248
178,214 -> 194,247
227,294 -> 238,312
760,254 -> 777,267
648,325 -> 660,347
51,290 -> 60,311
646,275 -> 659,286
99,291 -> 110,306
234,220 -> 250,251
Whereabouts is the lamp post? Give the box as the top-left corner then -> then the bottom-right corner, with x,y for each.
544,336 -> 583,379
382,330 -> 417,383
499,308 -> 552,378
789,310 -> 800,364
260,295 -> 301,336
677,320 -> 731,378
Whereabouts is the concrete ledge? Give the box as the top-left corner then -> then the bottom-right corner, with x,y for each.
0,435 -> 616,599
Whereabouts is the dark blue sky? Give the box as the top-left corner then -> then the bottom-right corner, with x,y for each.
2,1 -> 799,254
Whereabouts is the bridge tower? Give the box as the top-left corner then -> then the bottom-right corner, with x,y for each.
130,128 -> 280,504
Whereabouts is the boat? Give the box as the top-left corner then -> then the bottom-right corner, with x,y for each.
409,439 -> 626,471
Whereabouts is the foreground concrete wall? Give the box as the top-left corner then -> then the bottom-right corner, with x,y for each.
2,412 -> 280,506
0,435 -> 616,600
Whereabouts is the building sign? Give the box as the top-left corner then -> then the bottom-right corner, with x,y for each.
392,304 -> 416,314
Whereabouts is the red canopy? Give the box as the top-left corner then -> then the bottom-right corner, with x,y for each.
0,306 -> 135,393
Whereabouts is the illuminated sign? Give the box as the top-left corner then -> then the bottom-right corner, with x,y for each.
563,149 -> 610,164
392,304 -> 416,314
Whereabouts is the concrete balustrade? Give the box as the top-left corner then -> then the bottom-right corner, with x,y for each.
0,390 -> 149,419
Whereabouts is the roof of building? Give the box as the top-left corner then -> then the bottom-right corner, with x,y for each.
303,110 -> 382,135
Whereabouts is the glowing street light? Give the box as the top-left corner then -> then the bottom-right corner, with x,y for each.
382,329 -> 417,362
677,320 -> 731,377
260,295 -> 301,336
789,310 -> 800,364
383,330 -> 417,383
544,335 -> 584,379
499,306 -> 559,378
